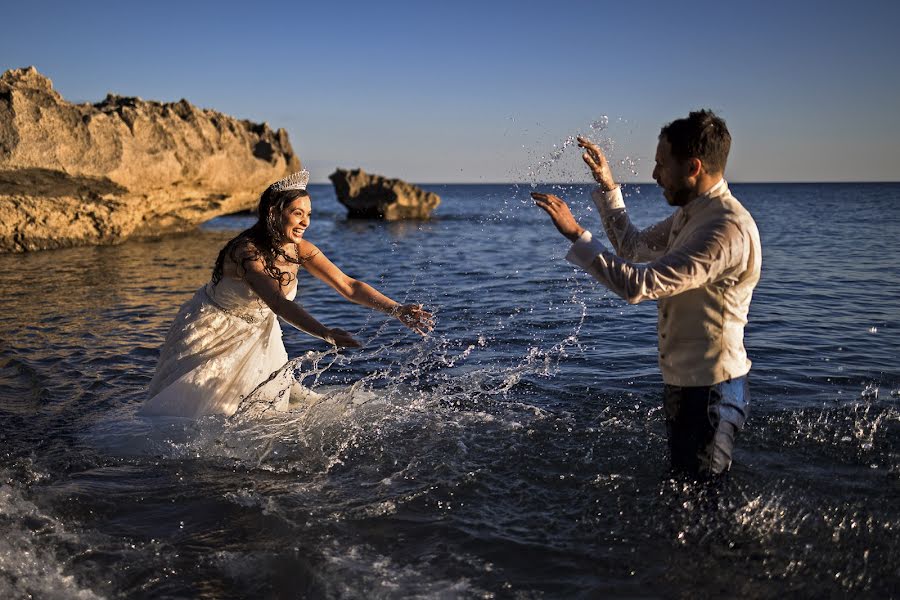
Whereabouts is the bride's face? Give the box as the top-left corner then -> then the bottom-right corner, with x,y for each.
280,195 -> 312,244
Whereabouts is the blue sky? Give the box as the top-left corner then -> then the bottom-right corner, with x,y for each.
2,0 -> 898,182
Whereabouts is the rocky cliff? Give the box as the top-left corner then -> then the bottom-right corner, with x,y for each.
0,66 -> 301,252
329,168 -> 440,220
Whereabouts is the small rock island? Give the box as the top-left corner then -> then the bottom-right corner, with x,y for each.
329,168 -> 440,220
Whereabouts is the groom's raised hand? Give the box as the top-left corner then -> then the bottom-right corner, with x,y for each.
532,192 -> 585,242
577,136 -> 617,191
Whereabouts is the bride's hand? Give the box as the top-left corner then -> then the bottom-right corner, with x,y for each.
324,328 -> 362,348
393,304 -> 435,336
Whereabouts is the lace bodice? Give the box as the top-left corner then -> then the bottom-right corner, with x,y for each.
202,277 -> 297,324
143,275 -> 298,417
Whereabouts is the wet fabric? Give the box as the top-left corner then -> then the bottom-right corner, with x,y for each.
566,181 -> 762,387
140,277 -> 295,418
663,376 -> 750,476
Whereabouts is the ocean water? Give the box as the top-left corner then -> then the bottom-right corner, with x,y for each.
0,182 -> 898,598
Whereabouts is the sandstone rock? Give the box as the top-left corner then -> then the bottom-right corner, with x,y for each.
0,66 -> 301,252
329,168 -> 440,220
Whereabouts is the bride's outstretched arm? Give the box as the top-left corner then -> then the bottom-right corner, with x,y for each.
300,242 -> 434,336
241,254 -> 360,348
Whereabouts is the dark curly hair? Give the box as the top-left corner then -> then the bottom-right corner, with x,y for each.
211,185 -> 315,287
660,109 -> 731,174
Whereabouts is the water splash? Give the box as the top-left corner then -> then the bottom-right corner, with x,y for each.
860,383 -> 878,400
522,116 -> 615,187
590,116 -> 609,131
525,134 -> 582,187
520,115 -> 643,188
768,399 -> 899,457
196,279 -> 592,473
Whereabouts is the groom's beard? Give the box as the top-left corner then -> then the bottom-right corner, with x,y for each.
665,183 -> 693,207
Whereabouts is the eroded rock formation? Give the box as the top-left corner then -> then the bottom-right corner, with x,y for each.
329,168 -> 440,220
0,66 -> 301,252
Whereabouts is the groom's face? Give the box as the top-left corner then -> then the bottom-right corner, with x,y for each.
653,137 -> 694,207
281,195 -> 312,244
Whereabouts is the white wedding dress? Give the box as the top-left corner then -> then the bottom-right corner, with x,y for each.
141,277 -> 296,418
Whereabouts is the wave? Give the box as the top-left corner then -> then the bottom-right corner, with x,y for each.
0,472 -> 106,600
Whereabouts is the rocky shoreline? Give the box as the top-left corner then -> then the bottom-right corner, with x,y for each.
0,67 -> 301,252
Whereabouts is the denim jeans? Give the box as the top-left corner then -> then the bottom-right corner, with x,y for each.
663,376 -> 750,476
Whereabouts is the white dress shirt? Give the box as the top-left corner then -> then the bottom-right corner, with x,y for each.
566,181 -> 762,387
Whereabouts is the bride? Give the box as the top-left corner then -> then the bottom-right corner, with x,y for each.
141,170 -> 433,418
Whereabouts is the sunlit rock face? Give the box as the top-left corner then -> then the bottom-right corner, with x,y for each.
0,66 -> 301,252
329,168 -> 440,220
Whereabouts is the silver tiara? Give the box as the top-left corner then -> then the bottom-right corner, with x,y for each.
269,170 -> 310,192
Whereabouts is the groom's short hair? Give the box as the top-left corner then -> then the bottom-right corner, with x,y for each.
660,109 -> 731,174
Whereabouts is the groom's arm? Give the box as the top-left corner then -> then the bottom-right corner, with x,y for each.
566,218 -> 744,304
576,136 -> 671,262
593,186 -> 673,262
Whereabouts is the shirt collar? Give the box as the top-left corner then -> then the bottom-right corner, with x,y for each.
701,178 -> 727,198
682,178 -> 726,219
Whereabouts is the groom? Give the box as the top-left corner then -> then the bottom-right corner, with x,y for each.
533,110 -> 761,478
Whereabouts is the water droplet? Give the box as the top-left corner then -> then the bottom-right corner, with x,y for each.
590,116 -> 609,130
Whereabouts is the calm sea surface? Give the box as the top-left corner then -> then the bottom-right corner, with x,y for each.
1,182 -> 898,598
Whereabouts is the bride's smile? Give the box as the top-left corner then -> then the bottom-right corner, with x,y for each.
280,196 -> 311,244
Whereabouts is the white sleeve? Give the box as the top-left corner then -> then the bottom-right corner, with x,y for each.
565,230 -> 608,280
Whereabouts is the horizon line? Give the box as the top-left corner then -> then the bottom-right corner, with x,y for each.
307,180 -> 900,186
